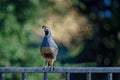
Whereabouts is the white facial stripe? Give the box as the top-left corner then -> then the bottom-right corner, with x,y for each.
45,28 -> 49,30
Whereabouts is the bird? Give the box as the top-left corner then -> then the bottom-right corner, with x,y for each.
40,25 -> 58,69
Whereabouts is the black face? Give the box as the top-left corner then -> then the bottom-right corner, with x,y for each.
42,25 -> 50,36
45,30 -> 49,36
44,27 -> 50,36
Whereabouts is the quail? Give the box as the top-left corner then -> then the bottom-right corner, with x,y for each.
40,25 -> 58,69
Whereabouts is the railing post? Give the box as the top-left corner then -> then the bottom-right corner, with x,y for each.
66,72 -> 70,80
0,73 -> 4,80
22,72 -> 26,80
87,72 -> 91,80
44,72 -> 48,80
108,72 -> 112,80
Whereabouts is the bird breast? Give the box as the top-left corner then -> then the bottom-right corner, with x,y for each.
41,47 -> 57,59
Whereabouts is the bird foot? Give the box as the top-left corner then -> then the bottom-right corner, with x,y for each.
42,66 -> 49,70
42,66 -> 55,71
49,66 -> 55,71
44,66 -> 49,68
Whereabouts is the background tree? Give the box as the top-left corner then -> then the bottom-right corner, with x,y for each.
70,0 -> 120,67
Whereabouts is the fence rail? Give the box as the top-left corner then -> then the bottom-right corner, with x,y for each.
0,67 -> 120,80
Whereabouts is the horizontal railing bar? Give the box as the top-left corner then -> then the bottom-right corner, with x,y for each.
0,67 -> 120,73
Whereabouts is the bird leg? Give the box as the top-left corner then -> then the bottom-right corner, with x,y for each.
48,60 -> 55,71
43,61 -> 49,69
43,60 -> 55,71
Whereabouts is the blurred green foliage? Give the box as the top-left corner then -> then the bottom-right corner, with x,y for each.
0,0 -> 69,79
0,0 -> 50,67
0,0 -> 55,79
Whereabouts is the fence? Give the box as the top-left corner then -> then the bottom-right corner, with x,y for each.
0,67 -> 120,80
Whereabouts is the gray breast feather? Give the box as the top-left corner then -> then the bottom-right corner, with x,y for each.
41,36 -> 58,49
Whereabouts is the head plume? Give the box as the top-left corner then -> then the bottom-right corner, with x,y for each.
42,25 -> 51,36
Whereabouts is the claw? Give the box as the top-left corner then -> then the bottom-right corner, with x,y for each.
49,66 -> 55,71
43,66 -> 48,70
45,66 -> 48,68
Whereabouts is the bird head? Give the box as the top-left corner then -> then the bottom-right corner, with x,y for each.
42,25 -> 51,36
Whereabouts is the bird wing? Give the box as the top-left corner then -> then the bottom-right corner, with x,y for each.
41,36 -> 58,49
